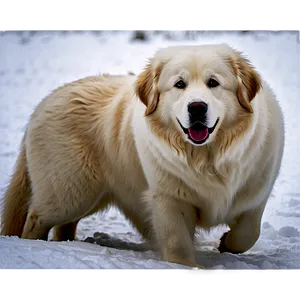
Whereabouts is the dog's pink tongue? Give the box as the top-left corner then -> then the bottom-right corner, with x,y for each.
188,127 -> 209,142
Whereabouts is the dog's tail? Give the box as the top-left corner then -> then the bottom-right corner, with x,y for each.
1,133 -> 31,237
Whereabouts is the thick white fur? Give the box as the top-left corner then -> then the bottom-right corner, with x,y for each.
0,44 -> 284,267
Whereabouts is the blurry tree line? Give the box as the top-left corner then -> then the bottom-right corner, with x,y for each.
0,29 -> 250,44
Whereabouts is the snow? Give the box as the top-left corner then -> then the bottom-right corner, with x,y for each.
0,31 -> 299,269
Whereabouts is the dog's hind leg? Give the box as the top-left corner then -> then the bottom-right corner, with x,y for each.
21,206 -> 53,241
51,195 -> 112,241
21,196 -> 90,241
52,221 -> 79,241
21,179 -> 108,241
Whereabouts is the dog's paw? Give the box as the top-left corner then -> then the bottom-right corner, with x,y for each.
218,231 -> 230,253
218,231 -> 241,254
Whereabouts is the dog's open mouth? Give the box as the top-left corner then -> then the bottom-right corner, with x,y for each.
177,118 -> 219,144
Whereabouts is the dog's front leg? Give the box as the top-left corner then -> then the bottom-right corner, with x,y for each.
218,204 -> 265,254
147,190 -> 198,267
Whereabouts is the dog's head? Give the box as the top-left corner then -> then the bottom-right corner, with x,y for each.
136,44 -> 261,146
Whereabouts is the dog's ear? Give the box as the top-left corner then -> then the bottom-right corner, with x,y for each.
135,60 -> 162,116
229,52 -> 262,113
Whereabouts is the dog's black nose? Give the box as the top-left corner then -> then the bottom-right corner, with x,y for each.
188,101 -> 208,118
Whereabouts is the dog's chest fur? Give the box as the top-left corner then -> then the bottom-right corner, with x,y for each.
144,134 -> 246,227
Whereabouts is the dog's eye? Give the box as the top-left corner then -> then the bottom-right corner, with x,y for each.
207,78 -> 219,88
174,80 -> 186,89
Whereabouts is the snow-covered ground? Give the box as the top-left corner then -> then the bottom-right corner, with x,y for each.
0,31 -> 299,269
